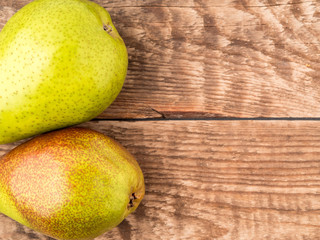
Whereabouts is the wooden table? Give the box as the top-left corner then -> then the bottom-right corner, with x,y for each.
1,0 -> 320,239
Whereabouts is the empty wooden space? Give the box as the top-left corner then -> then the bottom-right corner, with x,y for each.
1,0 -> 320,240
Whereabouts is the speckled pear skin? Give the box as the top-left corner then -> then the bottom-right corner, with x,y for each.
0,0 -> 128,144
0,127 -> 145,240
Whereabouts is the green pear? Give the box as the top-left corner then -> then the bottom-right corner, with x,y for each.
0,127 -> 145,240
0,0 -> 128,144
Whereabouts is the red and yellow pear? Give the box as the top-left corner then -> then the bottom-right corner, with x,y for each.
0,127 -> 145,240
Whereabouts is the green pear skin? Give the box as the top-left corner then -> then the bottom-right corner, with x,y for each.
0,127 -> 145,240
0,0 -> 128,144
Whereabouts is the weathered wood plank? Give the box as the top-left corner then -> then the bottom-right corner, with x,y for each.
1,120 -> 320,239
1,1 -> 320,119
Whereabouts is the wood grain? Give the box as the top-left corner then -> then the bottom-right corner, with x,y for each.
1,1 -> 320,119
1,0 -> 320,239
1,120 -> 320,240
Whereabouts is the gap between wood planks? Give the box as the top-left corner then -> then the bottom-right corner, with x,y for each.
92,117 -> 320,121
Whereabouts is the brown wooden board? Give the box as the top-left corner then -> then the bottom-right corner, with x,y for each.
1,1 -> 320,119
1,0 -> 320,239
1,120 -> 320,240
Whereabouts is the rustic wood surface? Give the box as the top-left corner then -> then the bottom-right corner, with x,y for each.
1,0 -> 320,240
1,0 -> 320,119
2,121 -> 320,240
